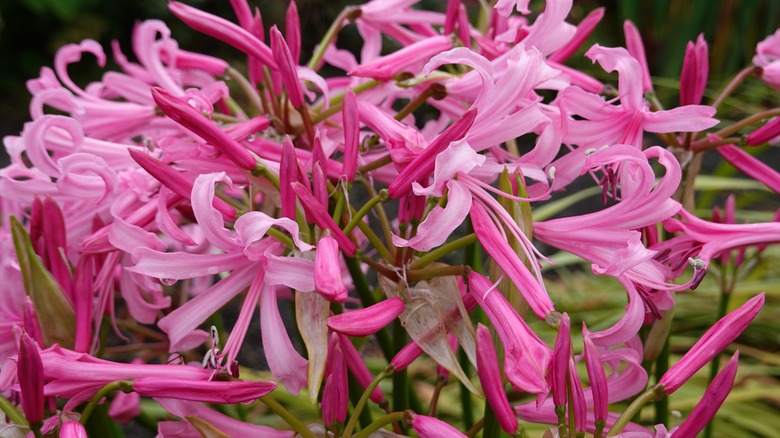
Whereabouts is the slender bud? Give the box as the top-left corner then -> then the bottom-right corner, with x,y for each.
321,334 -> 348,425
270,26 -> 304,109
133,378 -> 276,404
326,297 -> 404,336
476,324 -> 518,434
551,313 -> 571,407
18,333 -> 45,425
583,327 -> 608,424
341,88 -> 359,181
746,116 -> 780,146
623,20 -> 652,92
291,182 -> 357,256
60,420 -> 88,438
659,294 -> 763,393
285,1 -> 301,63
674,351 -> 740,437
680,34 -> 709,106
314,234 -> 347,302
151,87 -> 257,170
405,411 -> 468,438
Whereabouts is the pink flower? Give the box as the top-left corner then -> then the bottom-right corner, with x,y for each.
60,420 -> 87,438
623,20 -> 652,93
321,335 -> 348,425
550,313 -> 571,407
659,294 -> 763,393
350,36 -> 452,81
469,272 -> 551,394
327,297 -> 405,336
270,26 -> 304,109
476,324 -> 518,434
563,45 -> 718,148
746,116 -> 780,145
314,234 -> 348,302
470,202 -> 555,320
406,411 -> 467,438
673,352 -> 740,437
754,29 -> 780,90
583,327 -> 608,424
133,378 -> 276,403
168,1 -> 276,69
18,333 -> 44,425
716,142 -> 780,194
680,34 -> 709,106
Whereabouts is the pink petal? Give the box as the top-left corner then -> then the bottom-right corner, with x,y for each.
327,297 -> 405,336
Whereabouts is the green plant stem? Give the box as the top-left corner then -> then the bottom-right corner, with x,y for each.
0,393 -> 28,427
458,348 -> 475,430
81,380 -> 132,425
348,374 -> 374,430
692,107 -> 780,152
704,284 -> 733,438
711,65 -> 758,110
407,264 -> 468,282
344,190 -> 389,234
356,220 -> 394,262
226,66 -> 263,116
352,412 -> 406,438
259,396 -> 316,438
689,136 -> 744,153
311,80 -> 384,123
343,369 -> 391,438
358,179 -> 395,254
344,257 -> 394,361
307,7 -> 360,70
265,227 -> 295,250
392,321 -> 409,425
358,155 -> 393,174
482,404 -> 501,438
653,337 -> 671,427
408,234 -> 477,270
607,386 -> 663,436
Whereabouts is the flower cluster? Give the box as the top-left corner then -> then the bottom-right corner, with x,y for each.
0,0 -> 777,437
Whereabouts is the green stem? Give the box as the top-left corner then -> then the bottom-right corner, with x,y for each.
0,393 -> 28,427
352,412 -> 405,438
251,164 -> 280,188
653,337 -> 671,427
482,404 -> 501,438
259,396 -> 317,438
392,321 -> 409,422
607,386 -> 663,436
358,155 -> 393,174
348,374 -> 374,429
344,190 -> 389,234
408,234 -> 477,270
343,369 -> 391,438
311,80 -> 384,123
307,7 -> 361,71
31,425 -> 44,438
265,227 -> 295,250
407,264 -> 468,282
80,380 -> 132,425
226,66 -> 263,116
458,347 -> 475,430
358,179 -> 395,256
465,417 -> 486,437
356,220 -> 394,263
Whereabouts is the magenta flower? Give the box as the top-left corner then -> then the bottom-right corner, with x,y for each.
680,34 -> 709,106
673,351 -> 740,437
550,313 -> 571,407
168,1 -> 276,69
469,271 -> 551,394
659,294 -> 763,393
60,420 -> 87,438
746,116 -> 780,145
314,234 -> 348,302
133,378 -> 276,404
476,324 -> 518,434
18,333 -> 45,425
716,142 -> 780,194
406,411 -> 467,438
471,202 -> 555,320
321,335 -> 348,425
327,296 -> 405,336
151,87 -> 257,171
583,327 -> 608,424
350,35 -> 452,81
270,26 -> 305,109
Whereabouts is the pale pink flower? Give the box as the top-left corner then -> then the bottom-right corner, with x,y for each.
563,45 -> 718,148
754,29 -> 780,90
133,377 -> 276,403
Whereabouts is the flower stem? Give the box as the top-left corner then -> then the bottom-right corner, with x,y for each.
692,107 -> 780,151
307,7 -> 361,71
358,154 -> 393,174
344,189 -> 389,234
408,234 -> 477,270
259,395 -> 317,438
606,386 -> 663,436
711,66 -> 759,110
311,80 -> 384,123
465,417 -> 486,437
352,411 -> 406,438
0,393 -> 28,427
343,369 -> 391,438
80,380 -> 133,425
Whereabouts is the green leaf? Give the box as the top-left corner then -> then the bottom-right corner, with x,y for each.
10,216 -> 75,348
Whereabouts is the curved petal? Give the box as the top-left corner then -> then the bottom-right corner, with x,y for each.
191,172 -> 242,252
